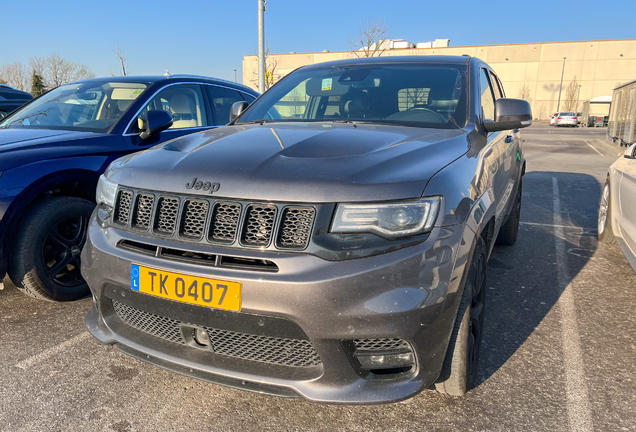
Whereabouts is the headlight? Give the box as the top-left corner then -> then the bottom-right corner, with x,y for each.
96,175 -> 118,208
330,197 -> 440,238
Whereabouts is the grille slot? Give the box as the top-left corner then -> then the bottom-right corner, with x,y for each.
114,189 -> 133,225
113,301 -> 320,367
278,207 -> 315,249
132,193 -> 154,230
113,301 -> 184,344
242,204 -> 277,246
180,199 -> 209,239
209,202 -> 241,243
353,338 -> 410,351
154,197 -> 180,234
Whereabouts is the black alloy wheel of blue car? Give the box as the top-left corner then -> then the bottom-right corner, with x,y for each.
435,237 -> 487,395
8,197 -> 94,301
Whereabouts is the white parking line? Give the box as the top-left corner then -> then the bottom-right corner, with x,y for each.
14,331 -> 91,370
584,141 -> 604,157
552,177 -> 593,432
520,221 -> 594,230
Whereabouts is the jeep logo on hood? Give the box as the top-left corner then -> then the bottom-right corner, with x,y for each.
185,177 -> 220,194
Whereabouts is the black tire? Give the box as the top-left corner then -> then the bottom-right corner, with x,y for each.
435,237 -> 487,396
8,197 -> 94,301
598,179 -> 616,244
496,180 -> 522,246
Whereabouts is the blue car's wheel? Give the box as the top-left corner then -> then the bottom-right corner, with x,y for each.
8,196 -> 94,301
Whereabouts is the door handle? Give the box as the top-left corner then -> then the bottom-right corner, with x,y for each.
505,135 -> 513,143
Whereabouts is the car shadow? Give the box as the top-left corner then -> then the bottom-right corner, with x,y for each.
476,170 -> 601,386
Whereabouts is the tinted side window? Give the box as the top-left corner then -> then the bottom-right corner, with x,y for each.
491,72 -> 505,98
206,86 -> 244,125
480,69 -> 496,122
241,93 -> 256,103
129,84 -> 208,133
489,72 -> 503,99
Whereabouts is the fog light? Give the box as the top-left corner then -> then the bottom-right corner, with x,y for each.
193,328 -> 210,347
356,352 -> 414,369
96,204 -> 112,228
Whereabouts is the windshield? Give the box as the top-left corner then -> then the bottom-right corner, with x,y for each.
238,63 -> 468,129
0,82 -> 148,133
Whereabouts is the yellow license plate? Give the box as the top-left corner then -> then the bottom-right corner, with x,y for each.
130,264 -> 241,312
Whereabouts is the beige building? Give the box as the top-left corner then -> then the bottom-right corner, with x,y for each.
243,39 -> 636,119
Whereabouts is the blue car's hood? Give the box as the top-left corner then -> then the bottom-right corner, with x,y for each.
0,128 -> 118,170
106,122 -> 470,203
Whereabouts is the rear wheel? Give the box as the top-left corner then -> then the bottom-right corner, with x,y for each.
8,197 -> 94,301
598,179 -> 616,244
435,237 -> 487,396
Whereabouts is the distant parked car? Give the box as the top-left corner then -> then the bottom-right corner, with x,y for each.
598,143 -> 636,274
0,84 -> 33,119
0,75 -> 258,300
555,112 -> 578,127
576,112 -> 583,124
550,112 -> 558,126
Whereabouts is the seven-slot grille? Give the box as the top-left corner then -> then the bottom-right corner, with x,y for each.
113,189 -> 315,250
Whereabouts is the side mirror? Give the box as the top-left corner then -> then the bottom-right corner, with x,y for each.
624,143 -> 636,159
230,101 -> 249,122
484,98 -> 532,132
140,110 -> 173,140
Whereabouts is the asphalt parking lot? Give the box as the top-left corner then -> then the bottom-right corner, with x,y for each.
1,124 -> 635,432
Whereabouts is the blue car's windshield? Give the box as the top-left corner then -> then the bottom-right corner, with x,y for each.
238,63 -> 468,129
0,81 -> 148,133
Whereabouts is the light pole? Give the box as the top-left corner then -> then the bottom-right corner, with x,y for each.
257,0 -> 266,93
576,84 -> 582,112
234,69 -> 237,83
556,57 -> 566,113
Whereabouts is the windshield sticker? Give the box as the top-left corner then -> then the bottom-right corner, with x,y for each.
321,78 -> 332,91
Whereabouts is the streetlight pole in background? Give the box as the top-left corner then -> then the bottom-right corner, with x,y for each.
257,0 -> 266,93
234,69 -> 237,83
556,57 -> 566,113
576,84 -> 582,112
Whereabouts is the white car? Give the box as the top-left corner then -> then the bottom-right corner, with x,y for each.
550,112 -> 558,125
598,143 -> 636,273
555,112 -> 578,127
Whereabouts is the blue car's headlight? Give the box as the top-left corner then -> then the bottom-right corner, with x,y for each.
330,197 -> 440,238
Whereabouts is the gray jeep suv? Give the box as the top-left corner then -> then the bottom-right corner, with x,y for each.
82,56 -> 531,403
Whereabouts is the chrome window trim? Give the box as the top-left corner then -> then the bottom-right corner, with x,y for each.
122,82 -> 256,137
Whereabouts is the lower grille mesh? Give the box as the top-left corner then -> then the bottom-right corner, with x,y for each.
112,300 -> 321,368
353,338 -> 410,351
207,328 -> 321,367
113,301 -> 183,344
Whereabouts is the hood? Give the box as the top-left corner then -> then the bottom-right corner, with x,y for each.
0,128 -> 116,170
106,123 -> 469,203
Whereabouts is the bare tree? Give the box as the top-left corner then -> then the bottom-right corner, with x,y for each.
0,62 -> 30,91
517,83 -> 533,115
110,43 -> 129,76
563,76 -> 580,112
45,52 -> 94,88
348,18 -> 390,58
250,46 -> 280,90
29,56 -> 47,81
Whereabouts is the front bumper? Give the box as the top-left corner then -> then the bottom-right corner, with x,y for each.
82,215 -> 471,404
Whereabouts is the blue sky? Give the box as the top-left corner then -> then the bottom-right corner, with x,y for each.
1,0 -> 634,84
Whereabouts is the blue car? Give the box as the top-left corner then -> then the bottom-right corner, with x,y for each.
0,75 -> 258,301
0,84 -> 33,119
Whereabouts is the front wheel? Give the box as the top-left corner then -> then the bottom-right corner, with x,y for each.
435,237 -> 487,396
8,197 -> 95,301
598,179 -> 616,244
